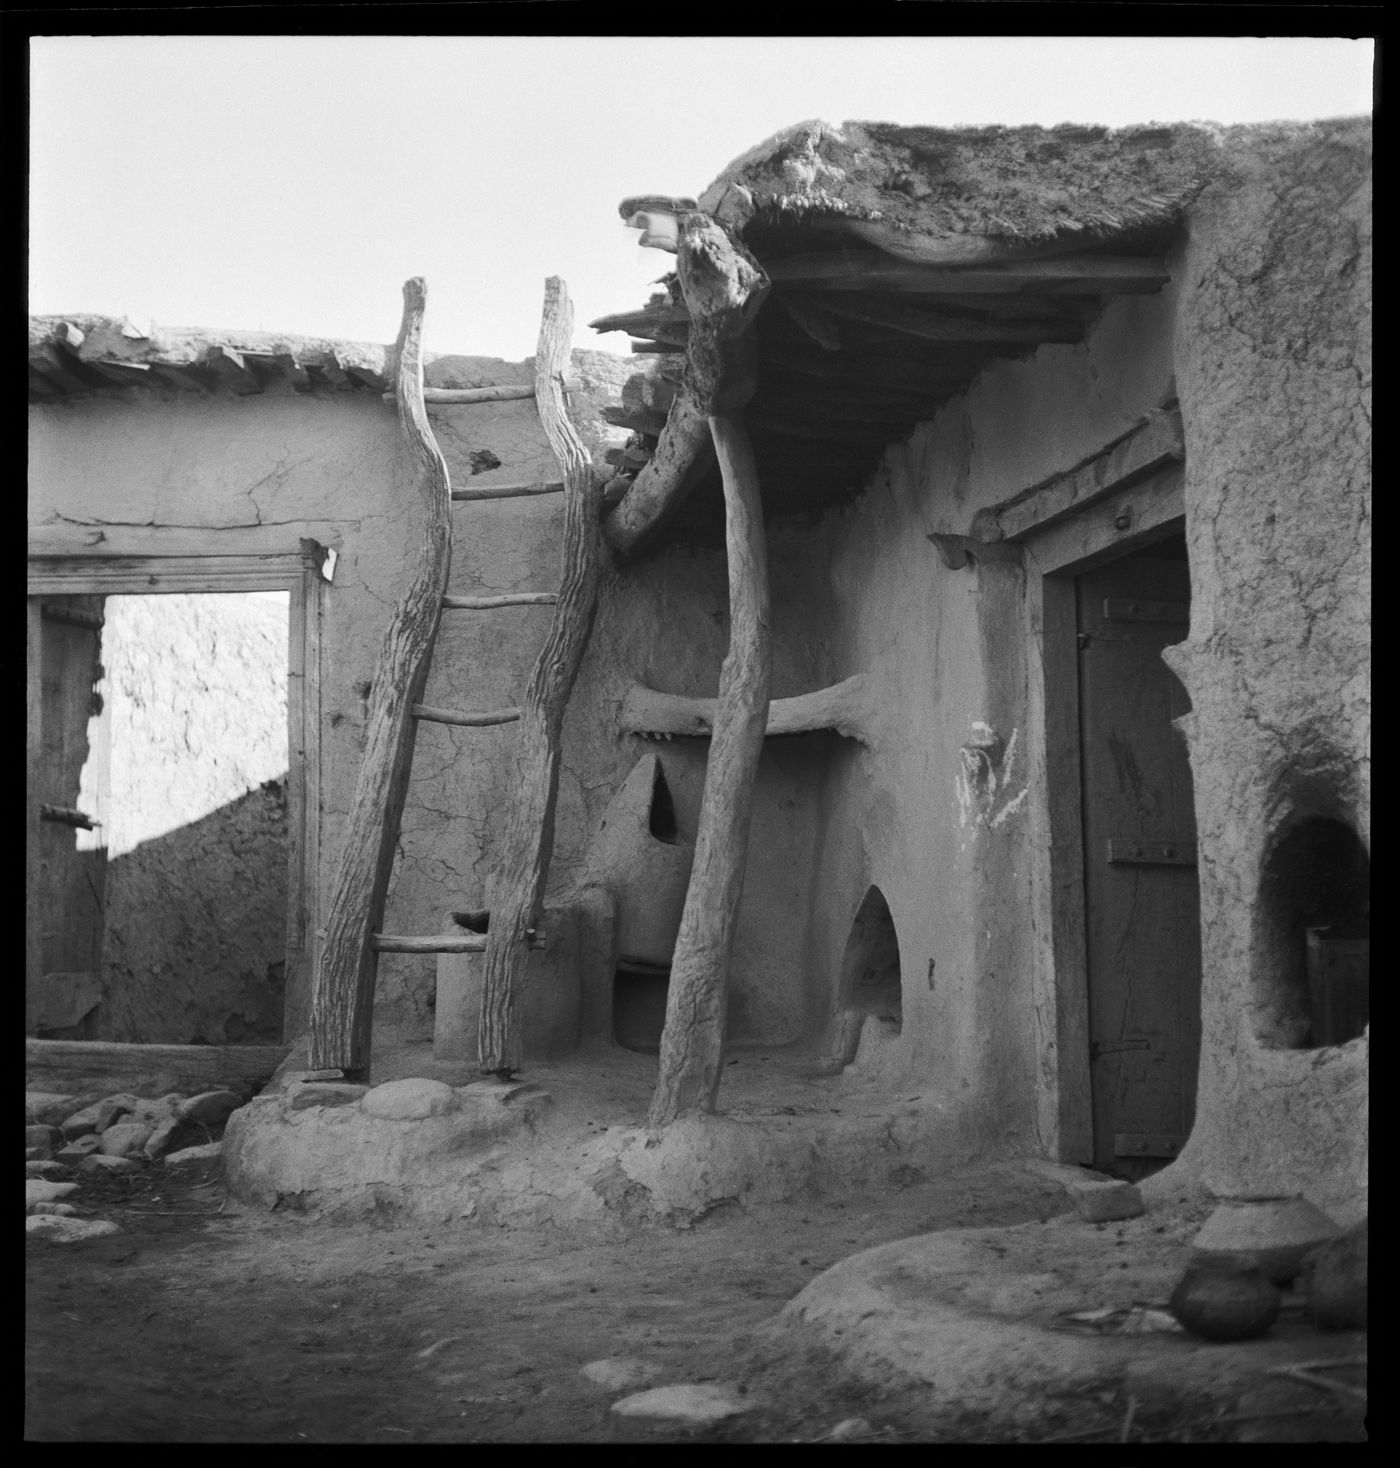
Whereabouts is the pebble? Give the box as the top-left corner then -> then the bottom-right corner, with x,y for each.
26,1125 -> 61,1158
60,1094 -> 139,1140
28,1201 -> 80,1217
1067,1178 -> 1145,1223
176,1090 -> 244,1127
26,1215 -> 121,1244
99,1121 -> 155,1157
26,1161 -> 72,1179
826,1418 -> 874,1441
26,1092 -> 80,1128
163,1141 -> 223,1179
55,1135 -> 103,1164
580,1357 -> 664,1391
79,1153 -> 143,1175
610,1383 -> 754,1423
142,1115 -> 206,1161
27,1179 -> 80,1206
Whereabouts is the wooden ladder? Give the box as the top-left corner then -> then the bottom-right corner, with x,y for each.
307,276 -> 603,1082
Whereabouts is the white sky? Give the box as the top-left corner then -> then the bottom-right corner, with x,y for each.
30,36 -> 1373,361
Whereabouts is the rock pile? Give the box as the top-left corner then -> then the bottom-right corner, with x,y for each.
25,1086 -> 244,1242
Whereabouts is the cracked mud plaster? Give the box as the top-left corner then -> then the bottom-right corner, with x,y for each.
1145,120 -> 1369,1217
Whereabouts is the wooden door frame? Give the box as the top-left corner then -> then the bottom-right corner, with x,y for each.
1018,464 -> 1188,1161
26,550 -> 326,1045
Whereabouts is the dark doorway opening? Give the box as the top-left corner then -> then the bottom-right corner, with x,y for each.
826,885 -> 903,1069
1075,530 -> 1201,1179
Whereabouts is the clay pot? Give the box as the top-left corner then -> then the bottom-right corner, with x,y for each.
1191,1195 -> 1342,1284
1303,1218 -> 1367,1330
1169,1253 -> 1281,1342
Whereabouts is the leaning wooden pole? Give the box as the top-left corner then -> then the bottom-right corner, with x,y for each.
308,278 -> 451,1080
647,414 -> 772,1125
477,278 -> 604,1075
646,210 -> 772,1127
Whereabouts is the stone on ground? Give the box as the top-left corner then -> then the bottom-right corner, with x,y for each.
79,1153 -> 143,1175
580,1357 -> 664,1391
163,1141 -> 224,1180
25,1125 -> 62,1158
1067,1178 -> 1145,1222
26,1215 -> 121,1243
60,1094 -> 139,1139
27,1160 -> 72,1179
27,1092 -> 79,1128
287,1082 -> 370,1112
55,1135 -> 103,1164
29,1201 -> 80,1217
27,1179 -> 80,1206
610,1383 -> 753,1423
177,1090 -> 243,1127
360,1078 -> 459,1121
99,1121 -> 156,1157
143,1115 -> 208,1161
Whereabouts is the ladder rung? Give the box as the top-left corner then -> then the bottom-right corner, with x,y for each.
452,480 -> 564,502
442,593 -> 558,610
371,932 -> 547,954
411,703 -> 521,727
383,380 -> 582,406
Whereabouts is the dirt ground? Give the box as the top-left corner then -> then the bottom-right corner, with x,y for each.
24,1152 -> 1366,1444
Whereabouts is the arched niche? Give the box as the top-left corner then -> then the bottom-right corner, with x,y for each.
1253,814 -> 1369,1049
828,885 -> 903,1067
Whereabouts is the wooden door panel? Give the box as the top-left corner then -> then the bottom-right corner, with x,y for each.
1078,547 -> 1201,1171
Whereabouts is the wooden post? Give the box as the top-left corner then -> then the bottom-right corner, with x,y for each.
647,413 -> 771,1126
308,278 -> 451,1080
477,279 -> 604,1076
643,210 -> 773,1125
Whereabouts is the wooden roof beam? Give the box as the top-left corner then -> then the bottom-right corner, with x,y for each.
805,295 -> 1085,345
766,253 -> 1169,294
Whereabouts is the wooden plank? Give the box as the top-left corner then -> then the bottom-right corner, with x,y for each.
767,253 -> 1170,294
986,409 -> 1186,542
442,593 -> 557,610
25,1039 -> 289,1099
27,550 -> 309,594
308,278 -> 453,1080
411,703 -> 520,727
1039,574 -> 1094,1160
588,303 -> 690,336
451,480 -> 563,502
807,294 -> 1085,345
620,673 -> 872,744
648,413 -> 772,1125
1020,466 -> 1185,575
477,278 -> 606,1075
372,933 -> 546,954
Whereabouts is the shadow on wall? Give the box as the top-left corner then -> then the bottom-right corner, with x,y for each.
65,777 -> 290,1045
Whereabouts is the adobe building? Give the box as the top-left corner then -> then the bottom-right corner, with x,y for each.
28,116 -> 1368,1223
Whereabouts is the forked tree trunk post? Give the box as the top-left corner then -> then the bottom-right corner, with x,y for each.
309,278 -> 452,1080
648,414 -> 771,1126
477,278 -> 604,1075
647,213 -> 773,1127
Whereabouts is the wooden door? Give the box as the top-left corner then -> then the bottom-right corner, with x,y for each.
1077,539 -> 1200,1176
27,595 -> 110,1036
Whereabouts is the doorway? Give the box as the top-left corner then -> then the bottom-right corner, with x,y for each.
1074,533 -> 1201,1177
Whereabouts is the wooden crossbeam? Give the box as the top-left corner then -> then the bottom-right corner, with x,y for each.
451,480 -> 564,502
411,703 -> 521,727
383,381 -> 582,406
807,295 -> 1085,344
766,253 -> 1169,294
371,932 -> 546,954
442,593 -> 557,610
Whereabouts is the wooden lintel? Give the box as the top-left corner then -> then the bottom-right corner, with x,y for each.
621,674 -> 873,745
825,218 -> 1088,266
411,703 -> 521,727
982,408 -> 1186,542
372,933 -> 546,954
442,593 -> 557,610
451,480 -> 563,502
767,253 -> 1169,294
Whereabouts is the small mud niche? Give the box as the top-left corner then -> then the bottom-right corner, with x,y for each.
826,885 -> 904,1068
1254,814 -> 1369,1049
602,757 -> 691,1053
